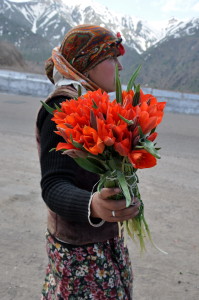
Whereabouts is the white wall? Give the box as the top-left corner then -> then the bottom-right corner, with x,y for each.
0,70 -> 199,114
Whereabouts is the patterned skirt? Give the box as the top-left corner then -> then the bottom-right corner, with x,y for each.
41,231 -> 133,300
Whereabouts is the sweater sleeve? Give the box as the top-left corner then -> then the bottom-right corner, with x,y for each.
38,96 -> 99,222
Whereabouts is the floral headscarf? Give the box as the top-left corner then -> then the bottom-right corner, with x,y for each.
45,24 -> 125,91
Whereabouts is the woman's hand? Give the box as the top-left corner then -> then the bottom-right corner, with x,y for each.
90,188 -> 140,222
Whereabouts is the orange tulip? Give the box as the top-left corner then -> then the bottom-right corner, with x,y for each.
82,126 -> 105,155
128,149 -> 157,169
111,124 -> 128,140
147,132 -> 158,141
49,89 -> 166,160
122,90 -> 134,108
114,138 -> 131,156
52,111 -> 67,125
56,142 -> 76,151
137,111 -> 157,134
97,118 -> 115,146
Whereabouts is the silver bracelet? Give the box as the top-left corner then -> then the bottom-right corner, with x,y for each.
88,192 -> 105,227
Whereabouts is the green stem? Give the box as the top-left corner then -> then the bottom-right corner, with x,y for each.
98,159 -> 159,252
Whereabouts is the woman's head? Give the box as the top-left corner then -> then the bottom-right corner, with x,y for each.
46,24 -> 125,92
60,24 -> 125,74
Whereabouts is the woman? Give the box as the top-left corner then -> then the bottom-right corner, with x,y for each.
37,24 -> 140,299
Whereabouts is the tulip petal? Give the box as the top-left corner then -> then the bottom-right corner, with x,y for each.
128,150 -> 157,169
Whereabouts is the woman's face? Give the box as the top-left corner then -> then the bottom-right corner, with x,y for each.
88,57 -> 123,93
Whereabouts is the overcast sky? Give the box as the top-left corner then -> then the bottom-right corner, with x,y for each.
96,0 -> 199,21
11,0 -> 199,28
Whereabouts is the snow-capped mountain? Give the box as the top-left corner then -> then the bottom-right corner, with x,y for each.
1,0 -> 199,93
1,0 -> 73,46
1,0 -> 199,54
157,17 -> 199,43
0,0 -> 159,54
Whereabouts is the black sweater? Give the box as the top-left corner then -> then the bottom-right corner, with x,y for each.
37,96 -> 100,222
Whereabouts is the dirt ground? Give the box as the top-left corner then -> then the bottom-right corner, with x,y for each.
0,92 -> 199,300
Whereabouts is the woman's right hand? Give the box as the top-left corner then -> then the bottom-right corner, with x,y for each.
90,188 -> 140,223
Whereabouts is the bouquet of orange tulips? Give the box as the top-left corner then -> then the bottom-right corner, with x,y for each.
42,66 -> 166,252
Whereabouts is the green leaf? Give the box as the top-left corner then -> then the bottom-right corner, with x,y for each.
97,173 -> 109,192
115,64 -> 122,104
54,103 -> 62,112
49,148 -> 56,152
74,158 -> 105,174
70,134 -> 83,149
134,145 -> 143,149
92,99 -> 98,109
118,114 -> 134,125
117,171 -> 132,207
71,140 -> 83,149
126,65 -> 142,92
87,156 -> 108,171
140,139 -> 161,159
40,101 -> 55,114
78,85 -> 82,97
150,127 -> 156,134
132,84 -> 140,106
138,125 -> 144,138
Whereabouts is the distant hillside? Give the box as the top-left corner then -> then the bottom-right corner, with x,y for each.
0,41 -> 44,74
0,0 -> 199,93
123,35 -> 199,93
0,13 -> 52,62
0,40 -> 26,69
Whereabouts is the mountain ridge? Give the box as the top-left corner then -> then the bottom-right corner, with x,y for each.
0,0 -> 199,93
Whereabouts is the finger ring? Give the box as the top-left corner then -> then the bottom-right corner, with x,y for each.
131,198 -> 138,206
112,210 -> 116,217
